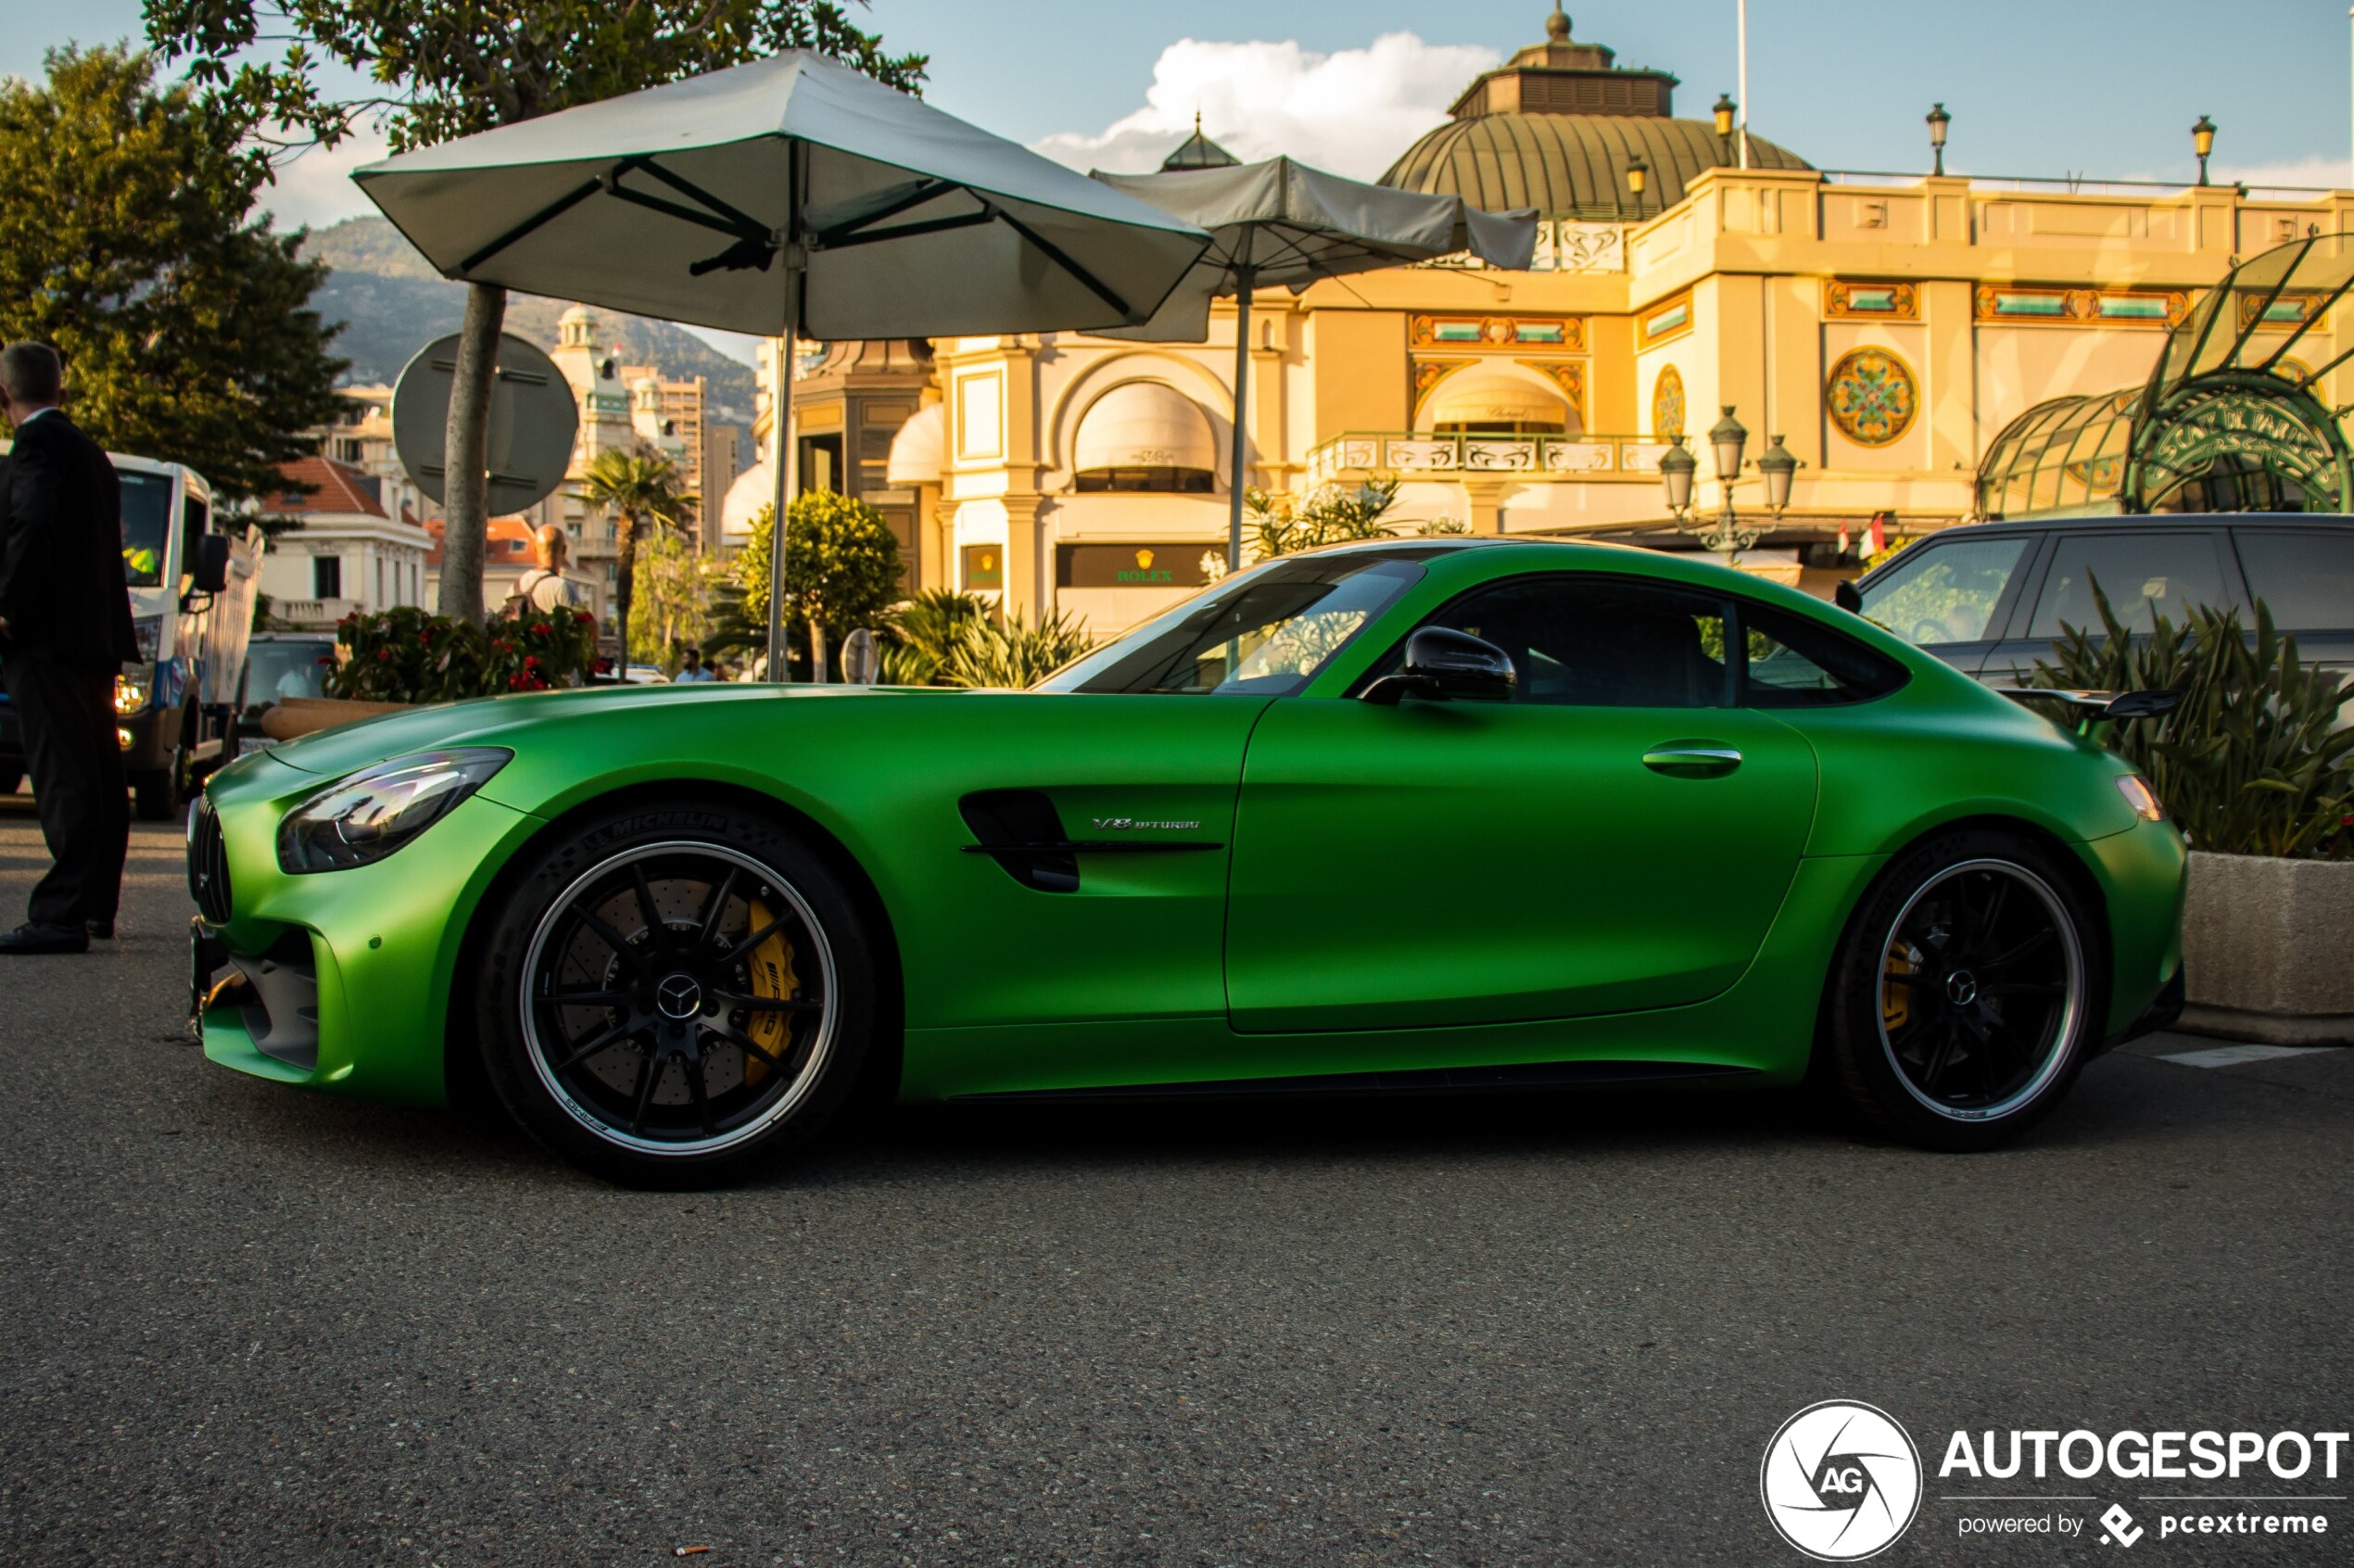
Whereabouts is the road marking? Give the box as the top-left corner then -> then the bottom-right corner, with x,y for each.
2158,1043 -> 2344,1069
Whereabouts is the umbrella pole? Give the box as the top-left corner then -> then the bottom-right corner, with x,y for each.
1227,264 -> 1255,571
766,311 -> 796,681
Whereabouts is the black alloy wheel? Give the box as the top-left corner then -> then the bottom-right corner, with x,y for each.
477,803 -> 876,1186
1822,831 -> 2100,1151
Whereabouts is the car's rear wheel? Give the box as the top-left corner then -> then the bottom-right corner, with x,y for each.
475,802 -> 874,1187
1820,830 -> 2103,1151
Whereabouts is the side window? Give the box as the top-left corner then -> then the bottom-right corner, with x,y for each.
2028,532 -> 2228,638
1420,575 -> 1731,708
1857,536 -> 2029,646
1739,601 -> 1910,708
2234,530 -> 2354,632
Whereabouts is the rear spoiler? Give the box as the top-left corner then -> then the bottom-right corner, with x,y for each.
2001,688 -> 2182,727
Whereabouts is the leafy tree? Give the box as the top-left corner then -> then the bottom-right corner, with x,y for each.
147,0 -> 925,621
576,446 -> 692,662
732,494 -> 902,682
0,46 -> 345,501
628,529 -> 722,671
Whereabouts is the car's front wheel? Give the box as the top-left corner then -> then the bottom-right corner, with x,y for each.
1819,830 -> 2105,1152
475,801 -> 875,1187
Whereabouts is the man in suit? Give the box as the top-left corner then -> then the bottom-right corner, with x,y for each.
0,342 -> 136,954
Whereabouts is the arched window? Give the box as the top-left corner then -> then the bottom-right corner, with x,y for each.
1073,382 -> 1217,492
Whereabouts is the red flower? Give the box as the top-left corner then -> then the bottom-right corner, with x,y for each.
576,611 -> 595,626
508,674 -> 525,689
530,622 -> 550,638
375,648 -> 393,663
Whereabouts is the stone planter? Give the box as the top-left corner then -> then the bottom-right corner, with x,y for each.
2178,850 -> 2354,1045
257,697 -> 414,742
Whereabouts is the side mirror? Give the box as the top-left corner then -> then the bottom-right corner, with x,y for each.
1361,627 -> 1517,706
841,627 -> 880,686
188,533 -> 231,595
1833,578 -> 1864,613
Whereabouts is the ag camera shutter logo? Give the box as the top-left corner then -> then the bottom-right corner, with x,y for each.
1761,1400 -> 1924,1561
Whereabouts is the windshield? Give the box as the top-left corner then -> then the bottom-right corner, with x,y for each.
1858,535 -> 2029,646
1038,550 -> 1429,696
245,640 -> 334,708
120,470 -> 171,587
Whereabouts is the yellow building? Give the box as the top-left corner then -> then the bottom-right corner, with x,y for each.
767,8 -> 2354,631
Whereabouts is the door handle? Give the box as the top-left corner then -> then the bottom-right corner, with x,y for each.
1642,745 -> 1743,778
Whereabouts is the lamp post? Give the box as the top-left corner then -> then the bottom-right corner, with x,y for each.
1927,102 -> 1951,177
1714,92 -> 1737,151
2193,114 -> 2217,185
1659,407 -> 1798,563
1625,152 -> 1649,215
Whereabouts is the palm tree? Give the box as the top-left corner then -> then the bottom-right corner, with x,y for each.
577,448 -> 693,664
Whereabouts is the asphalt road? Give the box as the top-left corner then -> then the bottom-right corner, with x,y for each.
1,803 -> 2349,1567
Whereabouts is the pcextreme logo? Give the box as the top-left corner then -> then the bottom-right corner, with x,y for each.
1761,1401 -> 1925,1562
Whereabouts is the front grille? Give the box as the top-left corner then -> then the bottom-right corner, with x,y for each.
188,795 -> 232,923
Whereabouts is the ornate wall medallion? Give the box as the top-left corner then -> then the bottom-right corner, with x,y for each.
1652,364 -> 1686,437
1826,347 -> 1919,447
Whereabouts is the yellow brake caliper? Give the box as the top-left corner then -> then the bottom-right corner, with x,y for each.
741,896 -> 800,1085
1881,943 -> 1914,1033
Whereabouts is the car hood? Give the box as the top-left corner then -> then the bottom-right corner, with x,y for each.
264,683 -> 939,778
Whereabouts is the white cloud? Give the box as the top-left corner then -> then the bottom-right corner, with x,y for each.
2210,154 -> 2349,192
254,128 -> 391,233
1030,32 -> 1500,180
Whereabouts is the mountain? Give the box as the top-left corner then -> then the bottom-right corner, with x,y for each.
301,217 -> 759,427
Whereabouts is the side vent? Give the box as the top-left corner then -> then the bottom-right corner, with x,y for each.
959,790 -> 1080,892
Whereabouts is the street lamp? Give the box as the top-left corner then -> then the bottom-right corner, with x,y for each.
2193,114 -> 2217,185
1714,93 -> 1737,141
1658,437 -> 1696,516
1664,406 -> 1789,563
1926,102 -> 1951,177
1708,405 -> 1749,482
1626,152 -> 1649,212
1757,434 -> 1799,514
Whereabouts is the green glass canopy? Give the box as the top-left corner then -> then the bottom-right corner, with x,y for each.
1977,234 -> 2354,518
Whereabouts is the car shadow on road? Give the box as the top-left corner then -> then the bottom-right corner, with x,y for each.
196,1041 -> 2208,1194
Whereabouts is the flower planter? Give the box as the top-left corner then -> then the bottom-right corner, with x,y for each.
257,697 -> 416,743
2178,850 -> 2354,1045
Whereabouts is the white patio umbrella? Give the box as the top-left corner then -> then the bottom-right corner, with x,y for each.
1092,157 -> 1538,567
355,50 -> 1209,677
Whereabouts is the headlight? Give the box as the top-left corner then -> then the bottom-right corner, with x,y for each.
2116,774 -> 2165,823
133,617 -> 160,662
276,749 -> 512,873
114,669 -> 151,714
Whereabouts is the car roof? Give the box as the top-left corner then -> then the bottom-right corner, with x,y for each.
1957,511 -> 2354,536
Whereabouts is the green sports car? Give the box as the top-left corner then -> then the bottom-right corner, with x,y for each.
190,540 -> 2187,1185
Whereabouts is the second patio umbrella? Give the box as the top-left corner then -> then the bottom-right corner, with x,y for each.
1092,157 -> 1538,567
356,50 -> 1210,675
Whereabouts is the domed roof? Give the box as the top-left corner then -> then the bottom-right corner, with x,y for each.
1382,113 -> 1811,221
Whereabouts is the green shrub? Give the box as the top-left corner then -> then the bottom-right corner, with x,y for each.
880,589 -> 993,685
942,610 -> 1095,689
325,603 -> 601,702
2034,588 -> 2354,859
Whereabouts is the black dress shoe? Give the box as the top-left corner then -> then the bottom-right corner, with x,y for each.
0,921 -> 90,954
86,919 -> 114,939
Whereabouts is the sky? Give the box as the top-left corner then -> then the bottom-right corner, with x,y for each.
6,0 -> 2351,363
